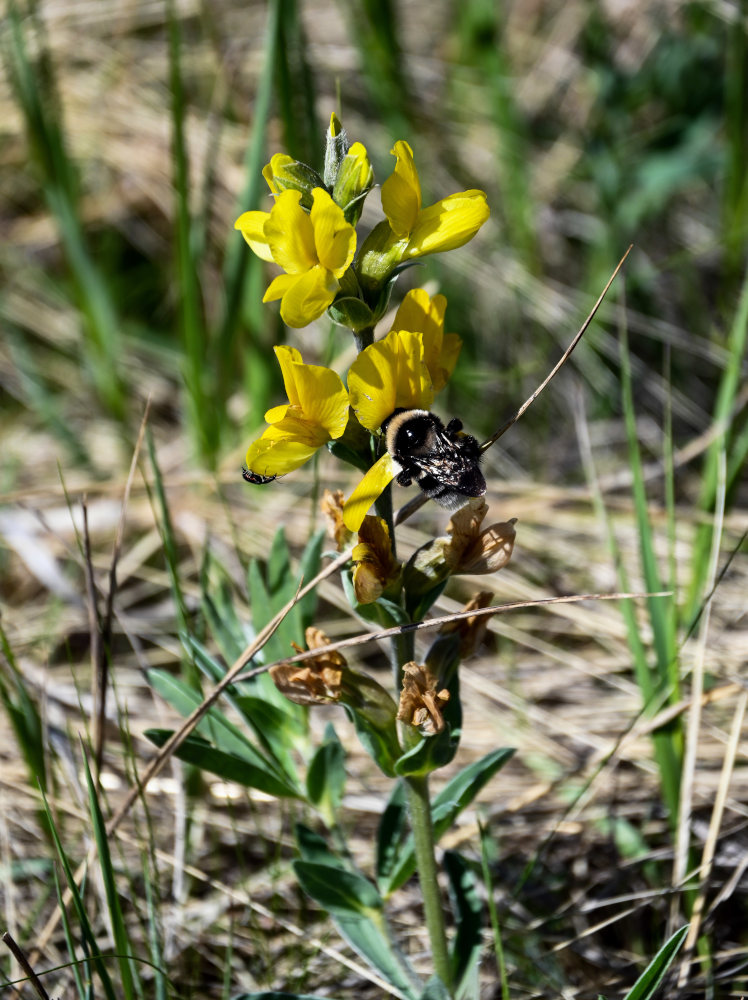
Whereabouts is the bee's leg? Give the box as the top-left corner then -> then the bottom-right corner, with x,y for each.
396,470 -> 413,487
445,418 -> 463,438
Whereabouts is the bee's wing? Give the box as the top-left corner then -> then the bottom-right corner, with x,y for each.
414,431 -> 486,497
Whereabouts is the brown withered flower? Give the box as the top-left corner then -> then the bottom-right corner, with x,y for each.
438,590 -> 495,659
397,661 -> 450,735
270,627 -> 345,705
351,515 -> 400,604
403,498 -> 516,595
321,489 -> 351,551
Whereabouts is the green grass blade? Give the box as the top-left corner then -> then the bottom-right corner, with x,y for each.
618,317 -> 682,820
479,822 -> 509,1000
82,755 -> 137,1000
621,925 -> 688,1000
4,3 -> 124,415
167,0 -> 214,463
686,266 -> 748,620
217,0 -> 282,417
41,790 -> 118,1000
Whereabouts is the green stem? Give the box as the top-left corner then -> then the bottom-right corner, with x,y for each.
404,774 -> 453,993
354,325 -> 375,352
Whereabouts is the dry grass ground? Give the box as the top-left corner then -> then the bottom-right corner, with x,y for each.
1,0 -> 747,997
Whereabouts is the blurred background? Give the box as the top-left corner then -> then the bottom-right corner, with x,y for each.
1,0 -> 746,997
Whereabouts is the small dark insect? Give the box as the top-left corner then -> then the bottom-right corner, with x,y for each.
382,408 -> 486,511
242,468 -> 277,485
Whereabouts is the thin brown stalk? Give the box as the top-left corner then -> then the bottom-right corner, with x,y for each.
2,932 -> 51,1000
237,589 -> 671,681
395,245 -> 633,525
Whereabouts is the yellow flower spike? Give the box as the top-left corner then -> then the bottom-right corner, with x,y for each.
235,188 -> 356,328
380,140 -> 490,260
245,346 -> 349,478
348,329 -> 434,432
391,289 -> 462,393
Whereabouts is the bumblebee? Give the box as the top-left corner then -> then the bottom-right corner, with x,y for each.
241,468 -> 277,485
382,408 -> 485,511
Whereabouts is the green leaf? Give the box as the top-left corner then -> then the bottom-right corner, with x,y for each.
293,860 -> 383,918
342,571 -> 411,629
296,529 -> 325,629
306,725 -> 346,823
295,823 -> 348,869
147,669 -> 288,777
293,861 -> 421,999
418,977 -> 451,1000
444,851 -> 482,998
381,748 -> 515,895
376,780 -> 408,883
144,730 -> 300,799
621,926 -> 688,1000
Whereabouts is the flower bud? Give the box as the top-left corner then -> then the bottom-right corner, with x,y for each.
332,141 -> 374,225
323,112 -> 349,188
262,153 -> 324,210
402,536 -> 452,597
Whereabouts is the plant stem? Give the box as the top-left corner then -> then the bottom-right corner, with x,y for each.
354,325 -> 375,352
403,773 -> 453,993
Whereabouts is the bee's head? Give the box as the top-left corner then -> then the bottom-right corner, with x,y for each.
382,409 -> 438,460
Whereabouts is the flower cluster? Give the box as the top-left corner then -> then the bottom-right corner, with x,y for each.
235,116 -> 514,755
236,115 -> 489,331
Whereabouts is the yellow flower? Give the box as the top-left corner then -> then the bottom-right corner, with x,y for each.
343,328 -> 434,532
342,297 -> 462,532
381,141 -> 490,259
245,346 -> 349,476
234,188 -> 356,328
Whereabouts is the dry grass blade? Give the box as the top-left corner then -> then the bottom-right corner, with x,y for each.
678,688 -> 748,985
480,244 -> 634,452
671,451 -> 727,927
1,932 -> 51,1000
239,588 -> 671,680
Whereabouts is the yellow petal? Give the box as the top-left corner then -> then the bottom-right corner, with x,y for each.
394,330 -> 435,411
274,345 -> 304,407
264,403 -> 290,424
263,272 -> 297,303
291,360 -> 350,439
246,433 -> 320,476
310,188 -> 356,276
406,190 -> 490,257
263,153 -> 296,194
343,453 -> 398,532
391,290 -> 459,393
234,210 -> 274,262
381,140 -> 421,238
264,190 -> 317,273
279,265 -> 339,328
348,329 -> 433,431
392,288 -> 446,339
